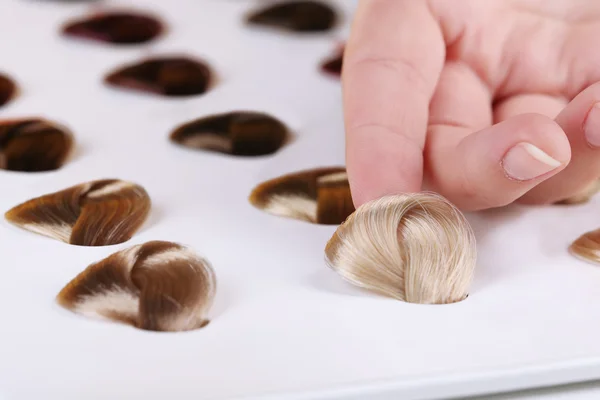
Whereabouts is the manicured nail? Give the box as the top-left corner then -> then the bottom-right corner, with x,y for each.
502,142 -> 561,181
584,103 -> 600,148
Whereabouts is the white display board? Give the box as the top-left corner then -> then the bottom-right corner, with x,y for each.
1,1 -> 600,399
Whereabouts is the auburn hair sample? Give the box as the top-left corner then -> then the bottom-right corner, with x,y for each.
170,111 -> 289,156
0,118 -> 73,172
5,179 -> 150,246
320,45 -> 344,77
246,0 -> 337,33
62,11 -> 164,45
57,241 -> 217,332
249,167 -> 355,225
324,193 -> 477,305
0,73 -> 16,108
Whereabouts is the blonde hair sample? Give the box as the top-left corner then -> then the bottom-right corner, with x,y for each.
57,241 -> 216,332
569,229 -> 600,264
249,167 -> 355,225
324,193 -> 477,304
5,179 -> 150,246
0,118 -> 73,172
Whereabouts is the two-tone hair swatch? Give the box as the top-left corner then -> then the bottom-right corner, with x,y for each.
249,167 -> 355,225
170,111 -> 289,156
105,56 -> 213,97
57,241 -> 216,332
62,11 -> 164,45
5,179 -> 150,246
0,74 -> 16,108
325,193 -> 477,304
0,118 -> 73,172
246,1 -> 337,33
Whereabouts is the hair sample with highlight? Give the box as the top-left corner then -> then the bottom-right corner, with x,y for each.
57,241 -> 217,332
249,167 -> 355,225
324,193 -> 477,305
569,228 -> 600,264
5,179 -> 150,246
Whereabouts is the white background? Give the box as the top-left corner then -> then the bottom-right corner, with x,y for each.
1,0 -> 600,399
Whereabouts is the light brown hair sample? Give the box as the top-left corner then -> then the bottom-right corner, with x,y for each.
170,111 -> 289,156
0,118 -> 73,172
569,229 -> 600,264
5,179 -> 150,246
57,241 -> 216,332
249,167 -> 355,225
555,180 -> 600,205
324,193 -> 477,304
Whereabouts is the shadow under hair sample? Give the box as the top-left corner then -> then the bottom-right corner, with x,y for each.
246,1 -> 337,33
5,179 -> 150,246
249,167 -> 355,225
0,74 -> 16,107
104,56 -> 212,97
324,193 -> 477,305
0,118 -> 73,172
62,11 -> 164,45
57,241 -> 216,332
170,111 -> 289,156
320,45 -> 344,76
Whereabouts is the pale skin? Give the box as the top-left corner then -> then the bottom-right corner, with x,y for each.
343,0 -> 600,211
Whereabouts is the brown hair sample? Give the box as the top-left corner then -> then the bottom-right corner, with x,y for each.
320,45 -> 344,77
5,179 -> 150,246
555,180 -> 600,205
0,74 -> 16,108
170,111 -> 289,156
569,229 -> 600,264
57,241 -> 216,332
62,11 -> 164,45
104,56 -> 212,97
324,193 -> 477,304
0,118 -> 73,172
249,167 -> 355,225
246,1 -> 337,33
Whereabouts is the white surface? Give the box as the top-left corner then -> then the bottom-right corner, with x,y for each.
1,1 -> 600,399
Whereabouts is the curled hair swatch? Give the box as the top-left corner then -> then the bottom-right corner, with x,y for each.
5,179 -> 150,246
324,193 -> 477,304
320,45 -> 344,77
555,180 -> 600,205
246,1 -> 337,33
0,74 -> 16,108
249,167 -> 354,225
105,56 -> 212,97
569,228 -> 600,264
170,111 -> 289,156
62,11 -> 164,45
0,118 -> 73,172
57,241 -> 216,332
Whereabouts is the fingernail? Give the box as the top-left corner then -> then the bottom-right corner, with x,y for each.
502,142 -> 562,181
584,103 -> 600,147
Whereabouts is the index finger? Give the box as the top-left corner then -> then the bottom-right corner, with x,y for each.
342,0 -> 445,206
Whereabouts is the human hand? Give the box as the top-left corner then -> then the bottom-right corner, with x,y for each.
343,0 -> 600,210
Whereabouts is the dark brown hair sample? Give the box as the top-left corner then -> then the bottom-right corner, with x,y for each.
57,241 -> 217,332
0,74 -> 16,107
170,111 -> 289,156
0,118 -> 73,172
249,167 -> 355,225
320,45 -> 344,76
5,179 -> 150,246
105,57 -> 212,97
62,11 -> 164,45
246,1 -> 337,33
